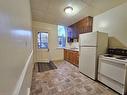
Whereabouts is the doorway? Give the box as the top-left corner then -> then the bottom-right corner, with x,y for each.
35,32 -> 50,62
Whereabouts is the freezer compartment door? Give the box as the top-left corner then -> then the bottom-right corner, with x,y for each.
79,47 -> 97,80
79,32 -> 97,47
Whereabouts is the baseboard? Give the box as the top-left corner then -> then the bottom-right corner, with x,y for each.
12,50 -> 33,95
27,88 -> 30,95
36,60 -> 49,63
52,59 -> 64,62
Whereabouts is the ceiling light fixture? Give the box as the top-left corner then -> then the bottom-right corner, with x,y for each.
64,6 -> 73,14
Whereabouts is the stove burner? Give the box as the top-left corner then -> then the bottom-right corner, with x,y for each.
116,56 -> 127,60
104,54 -> 127,60
108,48 -> 127,56
104,54 -> 114,57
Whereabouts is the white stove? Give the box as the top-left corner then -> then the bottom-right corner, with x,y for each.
102,54 -> 127,64
98,49 -> 127,95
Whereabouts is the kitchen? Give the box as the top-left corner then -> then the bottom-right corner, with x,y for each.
31,0 -> 127,94
0,0 -> 127,95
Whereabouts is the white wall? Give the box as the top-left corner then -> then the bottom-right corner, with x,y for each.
0,0 -> 33,95
32,21 -> 64,61
93,2 -> 127,49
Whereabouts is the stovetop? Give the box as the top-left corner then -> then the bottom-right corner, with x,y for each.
103,48 -> 127,60
104,54 -> 127,60
107,48 -> 127,56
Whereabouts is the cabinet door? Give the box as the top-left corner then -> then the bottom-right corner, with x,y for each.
67,27 -> 73,42
86,16 -> 93,33
73,24 -> 78,39
64,49 -> 67,60
80,16 -> 93,33
75,52 -> 79,64
69,51 -> 73,64
72,51 -> 79,65
67,24 -> 79,42
66,50 -> 69,61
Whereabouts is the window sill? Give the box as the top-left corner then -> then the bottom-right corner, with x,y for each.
56,47 -> 65,49
38,48 -> 48,49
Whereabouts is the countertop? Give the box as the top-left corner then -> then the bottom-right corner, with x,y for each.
64,48 -> 79,52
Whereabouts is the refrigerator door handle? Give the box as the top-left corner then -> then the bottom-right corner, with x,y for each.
79,47 -> 81,57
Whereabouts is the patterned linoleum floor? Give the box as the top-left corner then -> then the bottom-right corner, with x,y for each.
30,61 -> 119,95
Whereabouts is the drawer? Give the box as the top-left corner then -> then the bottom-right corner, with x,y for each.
98,73 -> 125,94
98,59 -> 126,84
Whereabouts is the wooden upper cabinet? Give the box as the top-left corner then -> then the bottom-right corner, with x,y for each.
67,16 -> 93,42
72,24 -> 78,39
77,19 -> 84,34
67,26 -> 73,42
80,16 -> 93,33
86,16 -> 93,33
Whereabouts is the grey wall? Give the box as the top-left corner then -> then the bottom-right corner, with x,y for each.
0,0 -> 33,95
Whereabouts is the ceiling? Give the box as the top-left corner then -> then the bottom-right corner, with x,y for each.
30,0 -> 127,26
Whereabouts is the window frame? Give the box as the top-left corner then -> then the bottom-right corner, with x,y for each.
37,32 -> 48,49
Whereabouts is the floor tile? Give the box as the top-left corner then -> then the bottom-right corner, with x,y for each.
30,61 -> 119,95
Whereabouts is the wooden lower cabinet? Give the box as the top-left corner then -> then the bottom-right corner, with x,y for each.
64,49 -> 79,66
64,49 -> 67,60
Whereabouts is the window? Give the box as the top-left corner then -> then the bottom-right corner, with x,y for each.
58,25 -> 66,48
38,32 -> 48,49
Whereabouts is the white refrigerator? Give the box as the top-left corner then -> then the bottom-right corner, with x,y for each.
79,31 -> 108,80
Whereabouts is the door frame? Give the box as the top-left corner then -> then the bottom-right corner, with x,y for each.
33,28 -> 50,63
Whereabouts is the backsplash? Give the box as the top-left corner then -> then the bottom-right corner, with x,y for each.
66,41 -> 79,49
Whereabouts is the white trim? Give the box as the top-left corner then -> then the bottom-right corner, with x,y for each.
37,60 -> 49,63
12,50 -> 33,95
56,47 -> 65,49
27,88 -> 30,95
